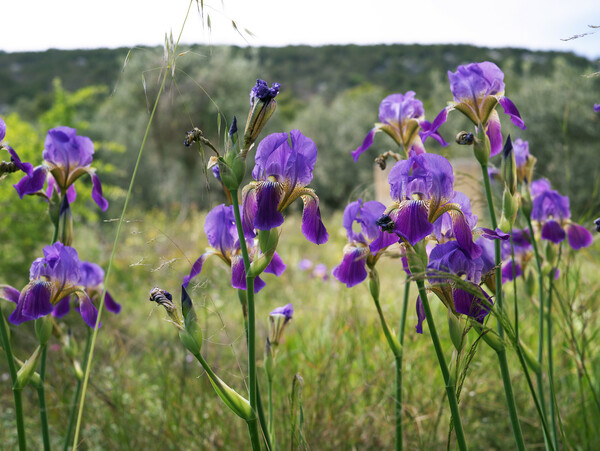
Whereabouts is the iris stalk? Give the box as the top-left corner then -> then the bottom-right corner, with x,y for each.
0,311 -> 26,450
231,189 -> 262,450
480,162 -> 526,451
395,276 -> 410,451
414,279 -> 467,451
368,269 -> 404,451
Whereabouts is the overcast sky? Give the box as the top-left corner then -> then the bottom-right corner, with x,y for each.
1,0 -> 599,59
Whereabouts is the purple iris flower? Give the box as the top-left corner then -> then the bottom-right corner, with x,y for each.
333,198 -> 398,287
183,204 -> 286,293
0,117 -> 33,177
499,229 -> 532,282
416,241 -> 493,333
446,62 -> 526,156
1,242 -> 101,328
594,104 -> 600,113
270,303 -> 293,320
379,153 -> 481,258
13,126 -> 108,211
530,179 -> 593,250
352,91 -> 448,161
250,79 -> 281,104
54,261 -> 121,319
242,130 -> 328,245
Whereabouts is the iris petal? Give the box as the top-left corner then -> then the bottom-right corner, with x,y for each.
566,223 -> 593,250
301,194 -> 328,245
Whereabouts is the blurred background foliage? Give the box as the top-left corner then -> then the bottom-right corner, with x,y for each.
1,44 -> 599,449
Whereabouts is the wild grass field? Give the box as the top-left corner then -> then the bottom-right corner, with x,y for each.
1,208 -> 598,449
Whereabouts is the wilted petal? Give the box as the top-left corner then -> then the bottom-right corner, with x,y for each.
566,223 -> 593,250
332,246 -> 368,288
264,252 -> 286,276
352,128 -> 377,162
541,220 -> 566,243
301,194 -> 328,244
498,97 -> 526,129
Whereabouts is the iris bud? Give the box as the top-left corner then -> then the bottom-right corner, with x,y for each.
35,315 -> 53,346
501,136 -> 517,195
15,345 -> 43,389
473,125 -> 491,166
448,310 -> 466,352
180,286 -> 203,356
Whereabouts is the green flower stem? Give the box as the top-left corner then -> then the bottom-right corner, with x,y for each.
268,377 -> 274,440
230,190 -> 261,450
369,270 -> 404,451
547,271 -> 558,450
414,279 -> 467,451
63,329 -> 92,451
480,163 -> 525,451
37,345 -> 50,451
524,213 -> 548,420
0,311 -> 27,450
395,277 -> 410,451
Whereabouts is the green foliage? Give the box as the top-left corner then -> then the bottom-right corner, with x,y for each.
0,113 -> 49,286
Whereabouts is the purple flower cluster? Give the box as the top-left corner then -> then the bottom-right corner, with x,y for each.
530,179 -> 592,250
182,204 -> 286,293
445,62 -> 526,156
14,126 -> 108,211
353,91 -> 447,161
242,130 -> 328,245
333,199 -> 397,287
1,243 -> 119,328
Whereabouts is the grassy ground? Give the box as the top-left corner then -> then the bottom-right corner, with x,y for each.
1,209 -> 599,450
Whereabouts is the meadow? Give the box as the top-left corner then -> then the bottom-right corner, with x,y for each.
1,21 -> 600,451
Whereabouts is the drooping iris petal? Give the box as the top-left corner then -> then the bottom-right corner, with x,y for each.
91,173 -> 109,211
419,108 -> 448,147
501,260 -> 522,282
6,147 -> 34,175
390,201 -> 432,246
566,223 -> 593,250
16,281 -> 53,324
301,194 -> 328,245
231,256 -> 264,293
451,211 -> 482,259
332,245 -> 369,288
53,296 -> 71,318
254,182 -> 284,230
14,166 -> 48,198
182,252 -> 213,288
0,285 -> 20,303
78,293 -> 100,328
541,220 -> 566,243
352,128 -> 376,162
264,252 -> 287,276
428,241 -> 483,285
453,287 -> 491,323
205,204 -> 237,254
104,291 -> 121,314
498,97 -> 526,129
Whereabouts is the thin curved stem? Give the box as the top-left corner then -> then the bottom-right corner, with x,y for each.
414,279 -> 467,451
